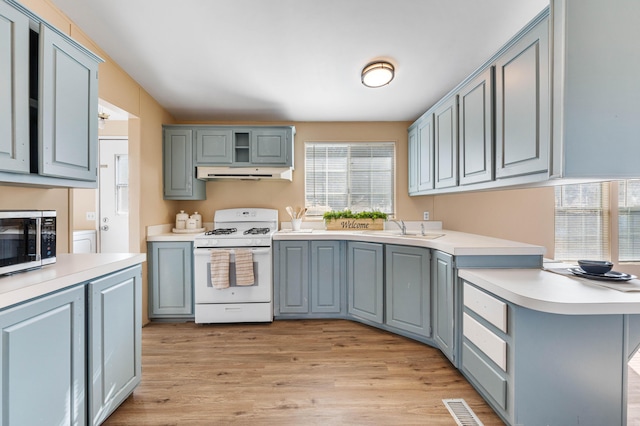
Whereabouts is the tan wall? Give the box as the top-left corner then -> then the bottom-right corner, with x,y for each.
432,187 -> 556,257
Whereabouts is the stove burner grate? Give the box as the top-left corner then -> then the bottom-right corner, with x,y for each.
243,227 -> 270,235
206,228 -> 237,235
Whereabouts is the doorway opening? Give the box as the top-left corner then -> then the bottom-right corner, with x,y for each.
72,101 -> 131,253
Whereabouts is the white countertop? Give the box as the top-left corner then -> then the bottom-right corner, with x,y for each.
274,229 -> 545,257
458,265 -> 640,315
0,253 -> 147,310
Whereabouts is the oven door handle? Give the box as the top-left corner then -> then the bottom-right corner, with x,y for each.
194,247 -> 271,256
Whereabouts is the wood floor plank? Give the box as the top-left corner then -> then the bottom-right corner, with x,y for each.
103,320 -> 504,425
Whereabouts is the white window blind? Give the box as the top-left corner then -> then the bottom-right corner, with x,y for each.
305,142 -> 395,217
554,182 -> 609,261
619,179 -> 640,262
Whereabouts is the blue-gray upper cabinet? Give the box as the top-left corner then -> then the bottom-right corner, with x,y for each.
191,126 -> 295,167
495,15 -> 549,180
550,0 -> 640,180
347,241 -> 383,324
88,265 -> 142,425
384,244 -> 431,337
39,25 -> 99,182
408,126 -> 418,194
0,1 -> 29,174
432,250 -> 455,363
251,128 -> 292,166
0,285 -> 86,426
148,241 -> 194,319
274,240 -> 344,316
163,128 -> 206,200
434,95 -> 458,189
408,114 -> 435,195
0,0 -> 102,188
458,67 -> 494,186
195,128 -> 233,164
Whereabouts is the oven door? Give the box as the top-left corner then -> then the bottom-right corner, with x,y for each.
194,247 -> 272,303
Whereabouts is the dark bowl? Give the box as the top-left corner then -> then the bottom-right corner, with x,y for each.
578,259 -> 614,275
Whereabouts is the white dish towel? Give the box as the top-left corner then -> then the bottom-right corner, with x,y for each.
210,250 -> 230,289
235,249 -> 255,286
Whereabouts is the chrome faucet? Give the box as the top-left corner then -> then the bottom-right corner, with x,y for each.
390,220 -> 406,235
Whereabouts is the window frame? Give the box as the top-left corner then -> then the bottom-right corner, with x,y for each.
304,141 -> 396,218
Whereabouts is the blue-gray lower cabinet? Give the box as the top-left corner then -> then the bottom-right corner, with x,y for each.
347,241 -> 383,324
385,244 -> 431,337
148,241 -> 194,320
432,250 -> 455,363
461,279 -> 630,426
276,240 -> 310,314
274,240 -> 344,317
0,285 -> 86,425
88,265 -> 142,425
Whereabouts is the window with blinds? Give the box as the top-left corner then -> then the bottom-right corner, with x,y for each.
304,142 -> 395,217
619,179 -> 640,262
554,182 -> 609,261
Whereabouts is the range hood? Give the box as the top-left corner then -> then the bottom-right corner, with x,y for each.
196,166 -> 293,181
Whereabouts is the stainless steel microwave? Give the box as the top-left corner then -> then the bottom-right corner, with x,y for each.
0,210 -> 56,276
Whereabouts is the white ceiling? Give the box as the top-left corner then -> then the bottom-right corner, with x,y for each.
50,0 -> 549,122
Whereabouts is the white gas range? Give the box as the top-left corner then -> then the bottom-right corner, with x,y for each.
193,208 -> 277,323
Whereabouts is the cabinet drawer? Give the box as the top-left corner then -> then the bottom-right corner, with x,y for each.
462,342 -> 507,410
463,312 -> 507,371
463,282 -> 507,332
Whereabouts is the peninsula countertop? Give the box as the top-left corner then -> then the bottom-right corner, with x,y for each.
0,253 -> 147,310
459,264 -> 640,315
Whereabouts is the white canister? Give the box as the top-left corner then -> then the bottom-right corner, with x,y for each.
186,217 -> 197,230
175,210 -> 189,229
191,212 -> 202,229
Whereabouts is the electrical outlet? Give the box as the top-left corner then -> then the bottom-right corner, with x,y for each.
423,211 -> 430,221
86,212 -> 96,221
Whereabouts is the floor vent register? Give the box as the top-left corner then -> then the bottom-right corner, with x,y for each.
442,398 -> 484,426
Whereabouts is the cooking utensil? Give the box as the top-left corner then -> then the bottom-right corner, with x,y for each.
286,206 -> 295,219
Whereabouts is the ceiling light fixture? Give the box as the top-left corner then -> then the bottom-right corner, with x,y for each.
361,61 -> 395,88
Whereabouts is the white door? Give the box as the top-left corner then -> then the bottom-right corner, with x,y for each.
99,138 -> 129,253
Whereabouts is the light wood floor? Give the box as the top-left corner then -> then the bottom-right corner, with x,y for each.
104,319 -> 504,425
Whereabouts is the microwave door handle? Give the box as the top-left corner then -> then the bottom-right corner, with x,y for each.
35,218 -> 41,260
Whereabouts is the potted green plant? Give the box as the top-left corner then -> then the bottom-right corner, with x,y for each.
323,209 -> 388,230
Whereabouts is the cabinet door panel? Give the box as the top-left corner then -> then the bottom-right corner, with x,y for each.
89,266 -> 142,425
163,128 -> 205,200
195,128 -> 233,164
408,127 -> 418,194
433,251 -> 455,362
495,18 -> 549,179
251,129 -> 288,165
459,67 -> 493,185
0,3 -> 29,173
348,242 -> 383,323
149,242 -> 193,317
278,241 -> 309,314
40,25 -> 98,181
434,96 -> 458,189
417,115 -> 435,191
0,286 -> 85,425
311,241 -> 342,314
385,245 -> 430,336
